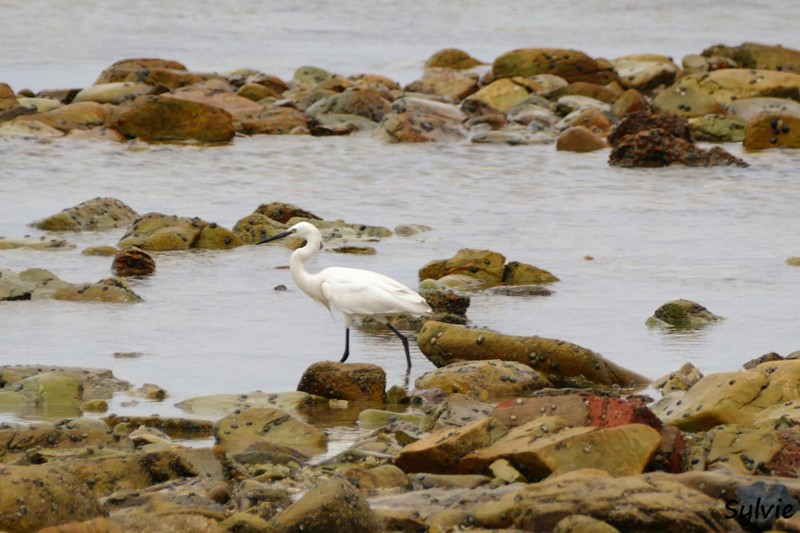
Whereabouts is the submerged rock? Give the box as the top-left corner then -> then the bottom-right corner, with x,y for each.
647,299 -> 723,328
417,321 -> 649,387
113,246 -> 156,276
0,236 -> 74,251
51,276 -> 142,303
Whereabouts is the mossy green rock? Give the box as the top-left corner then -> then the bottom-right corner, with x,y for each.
647,299 -> 723,328
418,321 -> 649,387
493,48 -> 620,85
689,114 -> 747,142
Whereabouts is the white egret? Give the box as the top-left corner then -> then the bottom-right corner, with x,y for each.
259,221 -> 432,368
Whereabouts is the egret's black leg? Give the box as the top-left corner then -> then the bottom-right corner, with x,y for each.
340,327 -> 350,363
385,323 -> 412,369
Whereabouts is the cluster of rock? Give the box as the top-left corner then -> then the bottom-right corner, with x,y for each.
2,41 -> 799,162
4,340 -> 800,532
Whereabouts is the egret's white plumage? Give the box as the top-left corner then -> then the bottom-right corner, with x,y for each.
260,221 -> 431,368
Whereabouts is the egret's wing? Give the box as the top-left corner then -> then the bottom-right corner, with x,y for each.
320,267 -> 431,317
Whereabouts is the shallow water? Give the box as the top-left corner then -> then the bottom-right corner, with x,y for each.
1,2 -> 800,432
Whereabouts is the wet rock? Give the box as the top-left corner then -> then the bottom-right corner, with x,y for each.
83,245 -> 118,256
239,105 -> 311,135
653,362 -> 704,393
689,114 -> 747,142
418,393 -> 492,433
94,57 -> 188,84
0,82 -> 18,111
232,212 -> 288,244
113,246 -> 155,276
0,118 -> 65,139
73,82 -> 154,105
461,421 -> 662,479
609,127 -> 748,168
32,197 -> 138,232
555,106 -> 613,136
554,515 -> 621,533
175,390 -> 323,417
17,101 -> 110,133
342,464 -> 412,496
420,248 -> 558,289
267,477 -> 382,533
652,79 -> 727,118
425,48 -> 485,70
703,42 -> 800,74
0,464 -> 102,531
686,425 -> 800,477
611,54 -> 679,92
214,406 -> 327,457
119,213 -> 240,250
357,409 -> 421,430
484,284 -> 554,296
251,202 -> 321,224
609,88 -> 652,118
550,81 -> 622,104
469,78 -> 537,113
236,81 -> 282,101
306,85 -> 392,122
744,112 -> 800,150
729,96 -> 800,120
647,299 -> 723,328
297,361 -> 386,402
493,48 -> 620,85
0,365 -> 130,399
16,96 -> 61,112
743,351 -> 784,369
607,110 -> 692,146
0,268 -> 69,300
418,321 -> 649,387
653,360 -> 800,431
293,65 -> 333,88
555,95 -> 611,117
220,512 -> 277,532
753,399 -> 800,429
309,113 -> 378,135
470,124 -> 556,145
0,236 -> 74,250
415,359 -> 551,400
556,125 -> 608,152
395,417 -> 508,474
0,417 -> 131,463
670,69 -> 800,105
111,95 -> 235,143
374,96 -> 467,142
167,86 -> 263,125
788,257 -> 800,266
405,67 -> 479,102
418,287 -> 469,324
52,277 -> 142,303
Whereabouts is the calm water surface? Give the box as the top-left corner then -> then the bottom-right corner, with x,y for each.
1,1 -> 799,433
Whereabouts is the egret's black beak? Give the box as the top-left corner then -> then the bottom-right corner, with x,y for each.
257,229 -> 294,245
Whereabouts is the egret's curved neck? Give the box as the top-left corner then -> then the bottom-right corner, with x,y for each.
289,233 -> 322,292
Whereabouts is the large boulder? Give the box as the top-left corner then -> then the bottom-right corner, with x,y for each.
417,321 -> 649,387
493,48 -> 620,85
653,360 -> 800,431
414,359 -> 551,400
609,127 -> 748,167
94,58 -> 188,84
16,101 -> 111,132
31,197 -> 138,231
110,95 -> 235,143
419,248 -> 558,289
667,69 -> 800,105
165,86 -> 263,124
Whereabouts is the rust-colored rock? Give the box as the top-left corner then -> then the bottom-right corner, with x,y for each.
297,361 -> 386,402
113,246 -> 155,276
556,125 -> 609,152
743,112 -> 800,150
609,128 -> 748,168
425,48 -> 485,70
111,95 -> 235,143
239,106 -> 310,135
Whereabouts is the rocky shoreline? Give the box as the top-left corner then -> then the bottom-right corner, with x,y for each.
2,42 -> 800,532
